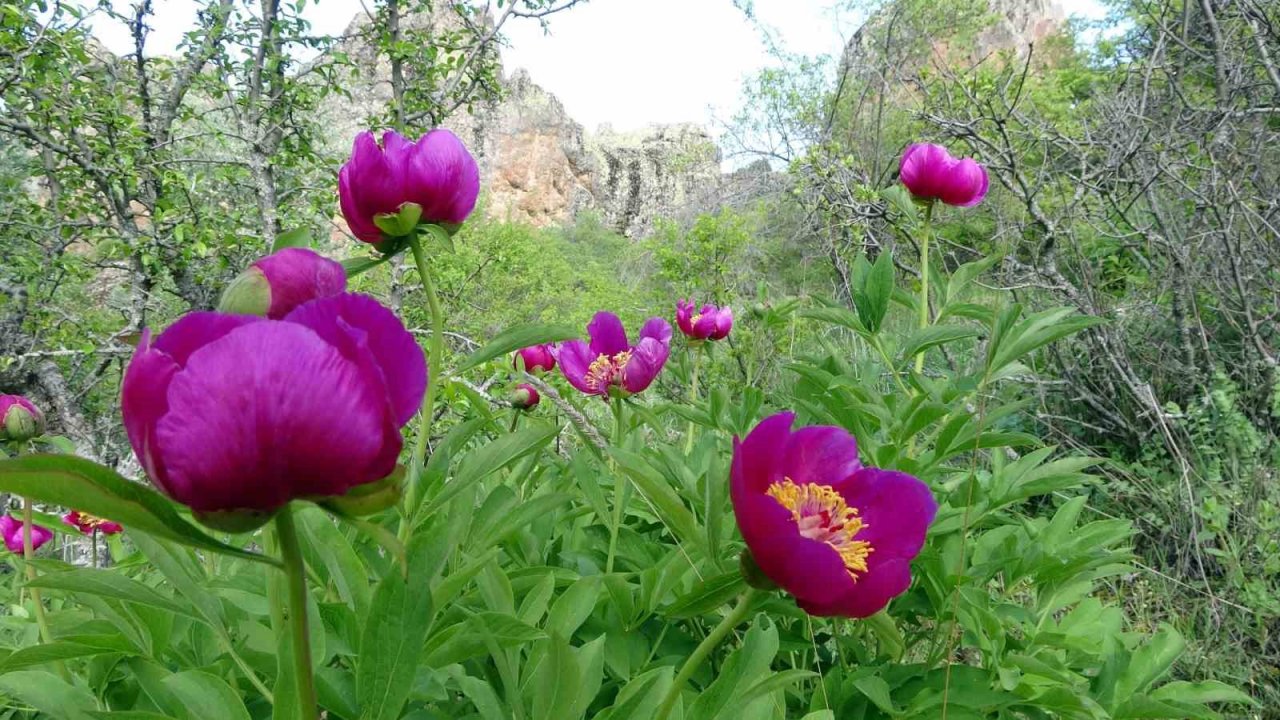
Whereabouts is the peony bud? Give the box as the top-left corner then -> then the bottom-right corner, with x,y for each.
509,383 -> 540,410
219,248 -> 346,320
0,395 -> 44,443
898,143 -> 989,208
513,344 -> 557,373
338,129 -> 480,245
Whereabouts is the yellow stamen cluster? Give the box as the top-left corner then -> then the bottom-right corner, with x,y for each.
585,351 -> 631,391
72,512 -> 112,530
767,478 -> 873,579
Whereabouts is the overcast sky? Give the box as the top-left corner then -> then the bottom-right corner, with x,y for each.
86,0 -> 1109,132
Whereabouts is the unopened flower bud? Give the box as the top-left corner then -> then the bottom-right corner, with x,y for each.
219,248 -> 346,319
510,383 -> 540,410
0,395 -> 44,443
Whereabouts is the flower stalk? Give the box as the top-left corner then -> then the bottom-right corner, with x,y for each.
275,506 -> 318,720
914,201 -> 935,375
684,345 -> 703,454
403,227 -> 446,535
654,589 -> 757,720
605,397 -> 627,573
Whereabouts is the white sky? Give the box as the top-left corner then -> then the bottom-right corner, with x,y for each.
86,0 -> 1109,132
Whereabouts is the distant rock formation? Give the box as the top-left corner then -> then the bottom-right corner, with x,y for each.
840,0 -> 1068,77
316,9 -> 722,238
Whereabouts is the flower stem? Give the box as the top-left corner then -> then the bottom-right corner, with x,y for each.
654,589 -> 757,720
605,398 -> 626,573
23,497 -> 70,681
402,229 -> 445,538
274,506 -> 318,720
684,346 -> 702,455
914,202 -> 935,375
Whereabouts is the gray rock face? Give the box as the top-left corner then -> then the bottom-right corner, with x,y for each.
316,9 -> 722,238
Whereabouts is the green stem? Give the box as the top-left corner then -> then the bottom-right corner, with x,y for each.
605,398 -> 626,573
509,412 -> 521,434
684,346 -> 702,454
914,202 -> 935,375
274,507 -> 318,720
654,589 -> 757,720
23,497 -> 70,681
402,229 -> 446,538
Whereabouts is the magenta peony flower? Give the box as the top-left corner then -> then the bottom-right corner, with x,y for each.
559,312 -> 672,399
63,511 -> 124,536
0,515 -> 52,554
675,300 -> 733,342
510,383 -> 540,410
730,412 -> 937,618
219,248 -> 346,320
121,292 -> 426,515
899,143 -> 989,208
338,129 -> 480,244
513,344 -> 557,373
0,394 -> 44,442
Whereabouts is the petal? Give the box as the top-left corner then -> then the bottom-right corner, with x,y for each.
557,339 -> 600,395
638,317 -> 673,347
778,425 -> 862,488
692,311 -> 718,339
621,336 -> 668,393
733,491 -> 857,606
900,143 -> 953,200
255,248 -> 347,319
0,516 -> 17,543
406,129 -> 481,224
731,412 -> 795,494
675,300 -> 695,335
339,164 -> 384,243
30,524 -> 52,551
942,158 -> 989,208
711,307 -> 733,340
833,467 -> 938,560
286,293 -> 426,427
797,557 -> 913,618
346,131 -> 403,218
154,321 -> 401,512
152,312 -> 262,367
587,312 -> 629,357
121,330 -> 180,496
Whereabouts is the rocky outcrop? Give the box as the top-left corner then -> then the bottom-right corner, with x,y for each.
841,0 -> 1068,77
316,9 -> 723,238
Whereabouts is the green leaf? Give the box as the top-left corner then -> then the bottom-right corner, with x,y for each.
0,671 -> 97,719
421,425 -> 557,521
0,454 -> 276,566
357,532 -> 436,720
799,307 -> 870,337
664,571 -> 745,619
295,507 -> 372,615
853,675 -> 898,714
341,254 -> 390,277
853,250 -> 896,333
1115,625 -> 1186,701
544,576 -> 602,639
456,323 -> 579,373
688,615 -> 777,718
1149,680 -> 1257,707
532,633 -> 581,720
609,448 -> 701,549
26,568 -> 200,620
162,671 -> 251,720
271,227 -> 313,252
0,639 -> 135,673
944,254 -> 1000,303
897,325 -> 980,366
726,668 -> 817,714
